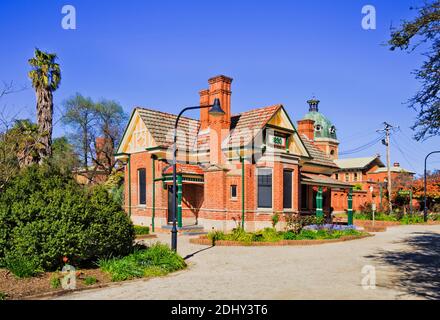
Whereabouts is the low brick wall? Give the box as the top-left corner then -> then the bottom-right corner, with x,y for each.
189,234 -> 373,246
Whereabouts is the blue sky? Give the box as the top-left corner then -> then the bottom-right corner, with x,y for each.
1,0 -> 439,175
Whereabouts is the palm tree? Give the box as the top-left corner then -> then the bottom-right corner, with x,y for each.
28,48 -> 61,163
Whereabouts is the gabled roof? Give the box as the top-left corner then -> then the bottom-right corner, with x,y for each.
225,104 -> 282,147
300,134 -> 339,168
137,107 -> 200,150
334,156 -> 384,170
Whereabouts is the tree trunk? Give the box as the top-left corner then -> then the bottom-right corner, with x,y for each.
36,88 -> 53,163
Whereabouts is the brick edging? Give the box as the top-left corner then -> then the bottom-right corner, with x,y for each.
189,234 -> 373,246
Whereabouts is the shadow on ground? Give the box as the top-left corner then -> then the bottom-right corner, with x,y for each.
183,246 -> 214,260
366,232 -> 440,300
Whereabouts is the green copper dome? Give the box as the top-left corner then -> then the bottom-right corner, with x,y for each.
303,99 -> 338,140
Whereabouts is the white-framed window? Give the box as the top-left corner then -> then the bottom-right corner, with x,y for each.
257,168 -> 272,209
230,185 -> 237,199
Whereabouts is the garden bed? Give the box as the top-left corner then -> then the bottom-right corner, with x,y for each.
0,243 -> 186,300
0,267 -> 111,300
190,227 -> 372,247
190,234 -> 372,246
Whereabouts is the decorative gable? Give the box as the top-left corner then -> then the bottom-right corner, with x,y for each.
117,109 -> 157,154
266,107 -> 310,158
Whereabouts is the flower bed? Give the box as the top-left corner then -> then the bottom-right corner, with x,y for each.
190,227 -> 371,246
0,243 -> 186,300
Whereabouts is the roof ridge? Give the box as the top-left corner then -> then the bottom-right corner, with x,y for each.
300,134 -> 338,167
231,104 -> 282,118
135,106 -> 200,123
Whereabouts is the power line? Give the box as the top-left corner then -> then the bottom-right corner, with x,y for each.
391,135 -> 418,173
339,134 -> 385,155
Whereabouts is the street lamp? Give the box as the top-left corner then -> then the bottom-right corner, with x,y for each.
171,98 -> 224,251
424,151 -> 440,222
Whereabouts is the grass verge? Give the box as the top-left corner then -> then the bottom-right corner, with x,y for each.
99,243 -> 186,282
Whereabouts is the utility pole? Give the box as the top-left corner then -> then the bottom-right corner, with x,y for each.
377,122 -> 398,214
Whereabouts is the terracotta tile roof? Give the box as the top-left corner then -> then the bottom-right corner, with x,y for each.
136,107 -> 200,150
163,163 -> 205,175
300,134 -> 339,168
225,104 -> 282,147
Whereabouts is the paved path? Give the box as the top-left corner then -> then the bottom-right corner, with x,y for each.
56,225 -> 440,300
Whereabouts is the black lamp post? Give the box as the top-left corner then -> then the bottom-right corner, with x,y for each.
171,98 -> 224,251
424,151 -> 440,222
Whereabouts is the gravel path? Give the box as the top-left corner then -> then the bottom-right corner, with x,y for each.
56,225 -> 440,300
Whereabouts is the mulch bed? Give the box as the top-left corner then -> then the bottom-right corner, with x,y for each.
0,268 -> 111,300
189,234 -> 373,246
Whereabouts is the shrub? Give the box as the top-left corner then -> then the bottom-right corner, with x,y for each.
358,202 -> 374,219
134,226 -> 150,236
207,230 -> 225,245
99,243 -> 186,282
0,292 -> 6,300
282,230 -> 297,240
4,254 -> 42,278
271,213 -> 280,228
83,276 -> 97,286
285,214 -> 324,234
0,165 -> 135,275
400,214 -> 425,225
50,275 -> 61,289
432,203 -> 440,214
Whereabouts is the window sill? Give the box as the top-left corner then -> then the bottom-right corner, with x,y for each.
256,208 -> 273,214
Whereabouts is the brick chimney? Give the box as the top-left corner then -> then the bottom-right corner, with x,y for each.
199,75 -> 232,131
199,75 -> 233,164
95,137 -> 113,167
297,119 -> 315,141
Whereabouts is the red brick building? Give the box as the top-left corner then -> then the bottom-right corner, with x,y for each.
295,102 -> 415,213
116,75 -> 355,232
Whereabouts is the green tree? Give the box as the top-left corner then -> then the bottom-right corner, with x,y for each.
0,120 -> 42,190
388,1 -> 440,140
28,49 -> 61,162
62,93 -> 95,172
93,99 -> 127,176
62,94 -> 127,183
51,136 -> 79,175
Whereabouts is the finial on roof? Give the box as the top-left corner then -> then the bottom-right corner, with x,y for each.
307,98 -> 320,112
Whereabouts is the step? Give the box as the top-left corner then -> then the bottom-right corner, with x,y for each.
157,224 -> 207,235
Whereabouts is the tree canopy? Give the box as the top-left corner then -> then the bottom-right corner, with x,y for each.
389,1 -> 440,140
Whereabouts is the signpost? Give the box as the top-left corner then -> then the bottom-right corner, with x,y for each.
372,203 -> 376,226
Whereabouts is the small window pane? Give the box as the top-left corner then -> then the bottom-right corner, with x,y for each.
231,185 -> 237,198
138,168 -> 146,205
